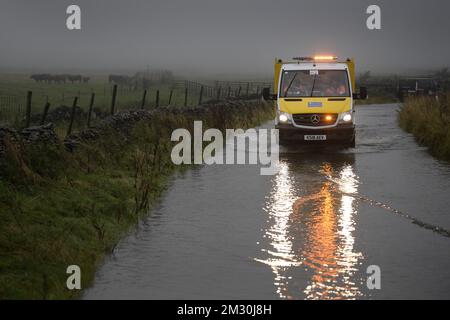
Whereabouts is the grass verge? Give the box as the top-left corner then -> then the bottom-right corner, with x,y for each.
0,101 -> 274,299
398,94 -> 450,160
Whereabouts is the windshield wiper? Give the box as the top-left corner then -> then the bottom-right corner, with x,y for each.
284,73 -> 298,97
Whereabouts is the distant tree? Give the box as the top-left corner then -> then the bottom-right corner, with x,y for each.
435,67 -> 450,81
433,67 -> 450,91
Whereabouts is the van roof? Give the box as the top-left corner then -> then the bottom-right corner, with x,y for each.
282,63 -> 348,71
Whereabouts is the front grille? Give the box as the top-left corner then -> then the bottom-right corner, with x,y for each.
292,113 -> 338,127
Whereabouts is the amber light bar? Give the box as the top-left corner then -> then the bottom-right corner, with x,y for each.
314,55 -> 338,61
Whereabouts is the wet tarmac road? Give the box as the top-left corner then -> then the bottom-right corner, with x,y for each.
84,103 -> 450,299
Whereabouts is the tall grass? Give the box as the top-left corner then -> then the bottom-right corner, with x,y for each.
398,94 -> 450,160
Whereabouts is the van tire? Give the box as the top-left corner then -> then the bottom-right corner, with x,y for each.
348,136 -> 356,148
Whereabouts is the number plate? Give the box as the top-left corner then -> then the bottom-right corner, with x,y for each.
308,102 -> 323,107
304,134 -> 327,141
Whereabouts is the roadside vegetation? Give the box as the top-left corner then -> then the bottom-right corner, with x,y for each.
0,101 -> 274,299
398,93 -> 450,160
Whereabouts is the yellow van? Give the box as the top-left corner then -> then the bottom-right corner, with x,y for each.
263,56 -> 367,147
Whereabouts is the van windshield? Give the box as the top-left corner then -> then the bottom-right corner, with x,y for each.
281,70 -> 350,97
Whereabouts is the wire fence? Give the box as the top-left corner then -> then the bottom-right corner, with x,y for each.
0,79 -> 267,138
173,80 -> 272,99
0,94 -> 26,127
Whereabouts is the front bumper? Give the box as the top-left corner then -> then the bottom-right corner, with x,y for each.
276,123 -> 355,142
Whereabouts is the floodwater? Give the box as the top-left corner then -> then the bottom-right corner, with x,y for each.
84,104 -> 450,299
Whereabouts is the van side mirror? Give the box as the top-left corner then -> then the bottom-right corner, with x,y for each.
353,86 -> 368,100
360,86 -> 368,99
262,87 -> 276,100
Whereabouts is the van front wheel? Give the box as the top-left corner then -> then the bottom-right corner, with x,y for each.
346,135 -> 356,148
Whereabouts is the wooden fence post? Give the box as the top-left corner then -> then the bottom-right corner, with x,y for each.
40,102 -> 51,125
66,97 -> 78,137
141,90 -> 147,109
155,90 -> 160,107
168,90 -> 173,105
110,84 -> 117,115
238,86 -> 242,97
227,86 -> 231,98
246,82 -> 250,98
198,86 -> 204,105
25,91 -> 32,127
87,93 -> 95,127
184,88 -> 188,107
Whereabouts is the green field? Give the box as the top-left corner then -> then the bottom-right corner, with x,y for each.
0,74 -> 211,131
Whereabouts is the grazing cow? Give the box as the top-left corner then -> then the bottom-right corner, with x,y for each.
82,76 -> 90,83
53,74 -> 67,84
30,74 -> 42,83
67,74 -> 82,84
30,73 -> 52,83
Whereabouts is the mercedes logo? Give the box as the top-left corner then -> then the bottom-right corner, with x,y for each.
311,114 -> 320,124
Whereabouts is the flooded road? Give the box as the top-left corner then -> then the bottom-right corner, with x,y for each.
84,103 -> 450,299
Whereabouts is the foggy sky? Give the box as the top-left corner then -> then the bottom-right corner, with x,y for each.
1,0 -> 449,77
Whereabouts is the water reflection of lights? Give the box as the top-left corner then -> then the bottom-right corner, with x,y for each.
254,162 -> 302,299
256,161 -> 364,299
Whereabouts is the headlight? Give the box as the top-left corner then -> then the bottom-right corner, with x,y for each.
279,114 -> 288,123
339,112 -> 353,123
343,114 -> 352,122
278,112 -> 291,124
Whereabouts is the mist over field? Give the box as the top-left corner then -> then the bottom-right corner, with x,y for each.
0,0 -> 450,77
